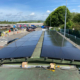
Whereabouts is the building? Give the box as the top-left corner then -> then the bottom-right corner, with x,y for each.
0,24 -> 13,29
16,23 -> 43,27
0,23 -> 43,29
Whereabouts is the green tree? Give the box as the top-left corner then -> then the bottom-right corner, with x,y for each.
73,13 -> 80,23
45,6 -> 71,27
60,20 -> 74,29
37,20 -> 41,23
66,20 -> 74,29
71,12 -> 79,20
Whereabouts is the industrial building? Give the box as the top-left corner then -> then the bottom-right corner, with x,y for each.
16,23 -> 43,27
0,23 -> 43,29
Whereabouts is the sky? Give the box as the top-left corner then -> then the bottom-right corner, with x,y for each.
0,0 -> 80,21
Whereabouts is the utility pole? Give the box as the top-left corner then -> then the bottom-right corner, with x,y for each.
47,10 -> 51,27
64,0 -> 67,36
49,13 -> 51,27
50,14 -> 51,27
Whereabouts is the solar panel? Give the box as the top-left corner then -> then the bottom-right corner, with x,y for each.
41,46 -> 63,59
22,41 -> 38,46
28,37 -> 40,41
6,41 -> 25,47
17,39 -> 29,42
43,41 -> 56,46
0,31 -> 42,59
41,31 -> 80,61
6,46 -> 36,59
0,47 -> 17,59
61,47 -> 80,60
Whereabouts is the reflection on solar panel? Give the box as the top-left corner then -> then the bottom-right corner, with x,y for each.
0,31 -> 42,59
41,31 -> 80,61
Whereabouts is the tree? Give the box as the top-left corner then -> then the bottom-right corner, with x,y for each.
71,12 -> 79,20
37,20 -> 41,23
45,6 -> 71,27
66,20 -> 74,29
61,20 -> 74,29
73,13 -> 80,23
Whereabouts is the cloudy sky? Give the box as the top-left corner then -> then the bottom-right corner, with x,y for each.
0,0 -> 80,21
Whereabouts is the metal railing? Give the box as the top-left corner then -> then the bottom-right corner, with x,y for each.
60,31 -> 80,46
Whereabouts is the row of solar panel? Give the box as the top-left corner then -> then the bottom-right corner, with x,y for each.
0,30 -> 80,61
0,31 -> 42,59
41,31 -> 80,61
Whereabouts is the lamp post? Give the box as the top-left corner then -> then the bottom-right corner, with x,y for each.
64,0 -> 67,36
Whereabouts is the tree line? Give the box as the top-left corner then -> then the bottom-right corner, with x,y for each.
0,20 -> 44,24
44,6 -> 80,30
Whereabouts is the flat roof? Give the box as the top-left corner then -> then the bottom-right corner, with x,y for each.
0,68 -> 80,80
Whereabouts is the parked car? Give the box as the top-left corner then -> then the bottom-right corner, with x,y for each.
26,27 -> 35,32
15,28 -> 18,31
31,26 -> 37,29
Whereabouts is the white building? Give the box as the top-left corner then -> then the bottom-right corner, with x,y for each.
16,23 -> 43,26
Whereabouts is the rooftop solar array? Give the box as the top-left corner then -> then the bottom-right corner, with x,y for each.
0,31 -> 42,59
41,31 -> 80,61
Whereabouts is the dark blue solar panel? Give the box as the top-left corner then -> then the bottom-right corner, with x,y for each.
6,46 -> 36,59
28,38 -> 40,41
6,41 -> 25,47
0,47 -> 17,59
41,46 -> 63,59
0,31 -> 42,59
41,31 -> 80,61
22,41 -> 38,46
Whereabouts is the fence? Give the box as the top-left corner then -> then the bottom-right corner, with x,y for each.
60,29 -> 80,38
60,31 -> 80,46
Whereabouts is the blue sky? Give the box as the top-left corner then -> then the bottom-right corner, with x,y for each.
0,0 -> 80,21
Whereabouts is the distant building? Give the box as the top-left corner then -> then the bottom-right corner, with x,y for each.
0,24 -> 13,29
16,23 -> 43,27
0,23 -> 43,29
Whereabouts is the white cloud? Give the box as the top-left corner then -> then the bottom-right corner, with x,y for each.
78,5 -> 80,7
47,10 -> 51,13
0,7 -> 46,21
30,12 -> 35,15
